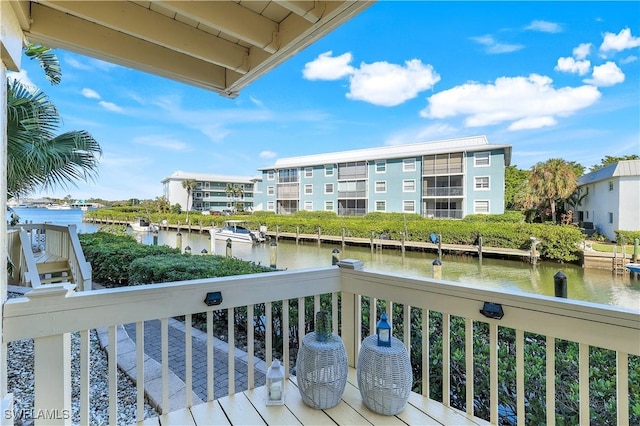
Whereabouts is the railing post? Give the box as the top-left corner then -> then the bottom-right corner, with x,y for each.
29,285 -> 75,425
337,259 -> 364,368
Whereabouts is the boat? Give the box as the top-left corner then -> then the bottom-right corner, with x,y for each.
625,263 -> 640,274
129,217 -> 159,233
210,220 -> 266,244
45,203 -> 72,210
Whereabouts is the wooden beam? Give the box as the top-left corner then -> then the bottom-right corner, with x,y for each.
158,0 -> 280,53
277,0 -> 325,23
41,0 -> 250,73
27,3 -> 238,95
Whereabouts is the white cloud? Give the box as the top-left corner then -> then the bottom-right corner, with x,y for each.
303,51 -> 354,80
259,150 -> 277,159
81,88 -> 101,99
573,43 -> 592,60
133,135 -> 191,151
600,28 -> 640,54
7,70 -> 36,89
471,35 -> 524,54
347,59 -> 440,107
98,101 -> 124,113
555,57 -> 591,75
525,20 -> 563,33
65,56 -> 93,71
385,123 -> 458,146
584,61 -> 625,87
420,74 -> 601,131
620,55 -> 638,65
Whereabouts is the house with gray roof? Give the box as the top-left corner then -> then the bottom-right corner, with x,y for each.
576,160 -> 640,241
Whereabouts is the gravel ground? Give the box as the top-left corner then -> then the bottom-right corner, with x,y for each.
7,294 -> 159,426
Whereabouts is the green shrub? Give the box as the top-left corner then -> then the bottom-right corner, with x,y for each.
79,232 -> 179,286
128,253 -> 274,284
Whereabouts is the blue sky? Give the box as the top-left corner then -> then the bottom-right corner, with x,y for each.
10,1 -> 640,201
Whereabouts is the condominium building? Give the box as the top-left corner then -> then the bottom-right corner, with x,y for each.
256,136 -> 512,218
161,171 -> 261,213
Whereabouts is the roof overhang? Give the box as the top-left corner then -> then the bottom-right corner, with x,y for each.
12,0 -> 374,97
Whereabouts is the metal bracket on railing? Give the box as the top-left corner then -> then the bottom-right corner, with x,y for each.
480,302 -> 504,320
204,291 -> 223,306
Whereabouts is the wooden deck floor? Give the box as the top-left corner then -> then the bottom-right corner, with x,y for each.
139,369 -> 489,426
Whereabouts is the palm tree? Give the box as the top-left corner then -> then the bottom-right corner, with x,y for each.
7,43 -> 101,199
7,79 -> 102,198
225,183 -> 244,212
181,179 -> 197,221
528,158 -> 577,223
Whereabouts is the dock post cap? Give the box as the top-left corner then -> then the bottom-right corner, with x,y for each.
337,259 -> 364,270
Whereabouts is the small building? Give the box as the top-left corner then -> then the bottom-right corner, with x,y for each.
161,171 -> 261,213
576,160 -> 640,241
256,135 -> 511,218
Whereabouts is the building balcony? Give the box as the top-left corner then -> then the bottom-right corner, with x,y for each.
3,261 -> 638,425
422,187 -> 464,197
423,209 -> 464,219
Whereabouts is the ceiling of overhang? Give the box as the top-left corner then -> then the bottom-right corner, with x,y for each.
11,0 -> 373,97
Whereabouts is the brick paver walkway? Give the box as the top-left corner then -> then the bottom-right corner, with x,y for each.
123,319 -> 266,401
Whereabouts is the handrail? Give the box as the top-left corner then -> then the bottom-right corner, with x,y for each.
3,264 -> 638,425
17,228 -> 41,288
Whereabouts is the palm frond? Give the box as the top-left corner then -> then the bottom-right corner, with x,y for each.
24,42 -> 62,85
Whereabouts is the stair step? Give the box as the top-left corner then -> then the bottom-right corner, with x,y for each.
40,274 -> 74,284
37,261 -> 71,275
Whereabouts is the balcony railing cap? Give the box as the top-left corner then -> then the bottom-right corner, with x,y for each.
336,259 -> 364,270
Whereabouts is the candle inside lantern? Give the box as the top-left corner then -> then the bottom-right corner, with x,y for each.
269,381 -> 282,400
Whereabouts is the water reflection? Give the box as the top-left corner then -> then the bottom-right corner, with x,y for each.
11,208 -> 640,310
138,229 -> 639,310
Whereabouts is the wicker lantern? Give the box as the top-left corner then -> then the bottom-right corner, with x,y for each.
376,312 -> 391,347
266,359 -> 285,405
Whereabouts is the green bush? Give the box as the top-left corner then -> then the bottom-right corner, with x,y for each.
615,230 -> 640,245
79,232 -> 179,286
128,253 -> 274,284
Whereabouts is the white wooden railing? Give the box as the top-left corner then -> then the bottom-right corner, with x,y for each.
3,261 -> 639,425
7,224 -> 92,291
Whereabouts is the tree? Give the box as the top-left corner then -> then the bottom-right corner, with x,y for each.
181,179 -> 197,220
589,155 -> 639,172
7,43 -> 101,199
504,166 -> 530,210
7,79 -> 102,198
225,183 -> 244,212
528,159 -> 578,223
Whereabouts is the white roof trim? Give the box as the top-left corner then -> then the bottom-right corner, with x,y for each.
161,171 -> 260,184
259,135 -> 512,170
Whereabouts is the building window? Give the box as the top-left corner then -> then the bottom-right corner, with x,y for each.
305,167 -> 313,178
403,158 -> 416,172
474,176 -> 490,190
325,165 -> 334,176
403,179 -> 416,192
375,181 -> 387,193
304,184 -> 313,195
278,168 -> 298,183
325,183 -> 334,194
304,201 -> 313,211
267,186 -> 275,196
267,201 -> 274,211
325,201 -> 334,211
267,170 -> 275,180
375,161 -> 386,173
474,200 -> 490,214
608,212 -> 613,223
376,201 -> 386,212
609,181 -> 614,191
474,152 -> 490,167
403,200 -> 415,213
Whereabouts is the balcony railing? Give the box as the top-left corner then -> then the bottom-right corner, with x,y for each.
3,262 -> 638,425
423,209 -> 464,219
422,187 -> 464,197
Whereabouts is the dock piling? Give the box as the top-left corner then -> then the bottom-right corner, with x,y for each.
332,248 -> 340,265
270,241 -> 277,269
554,271 -> 567,298
226,238 -> 232,258
432,258 -> 442,280
176,231 -> 182,251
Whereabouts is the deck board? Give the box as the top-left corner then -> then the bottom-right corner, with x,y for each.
147,367 -> 490,425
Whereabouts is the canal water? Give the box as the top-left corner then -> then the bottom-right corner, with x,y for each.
11,208 -> 640,310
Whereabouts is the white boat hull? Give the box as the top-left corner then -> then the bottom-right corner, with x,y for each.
211,230 -> 256,243
625,263 -> 640,274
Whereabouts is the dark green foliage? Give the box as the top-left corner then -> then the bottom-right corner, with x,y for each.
79,232 -> 179,285
128,253 -> 274,285
615,230 -> 640,245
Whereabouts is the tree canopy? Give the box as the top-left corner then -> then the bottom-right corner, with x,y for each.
589,155 -> 639,172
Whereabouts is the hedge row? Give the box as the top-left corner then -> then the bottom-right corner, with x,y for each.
78,232 -> 273,286
85,210 -> 587,262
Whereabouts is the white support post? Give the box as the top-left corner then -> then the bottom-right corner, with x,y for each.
337,259 -> 363,367
34,334 -> 72,425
